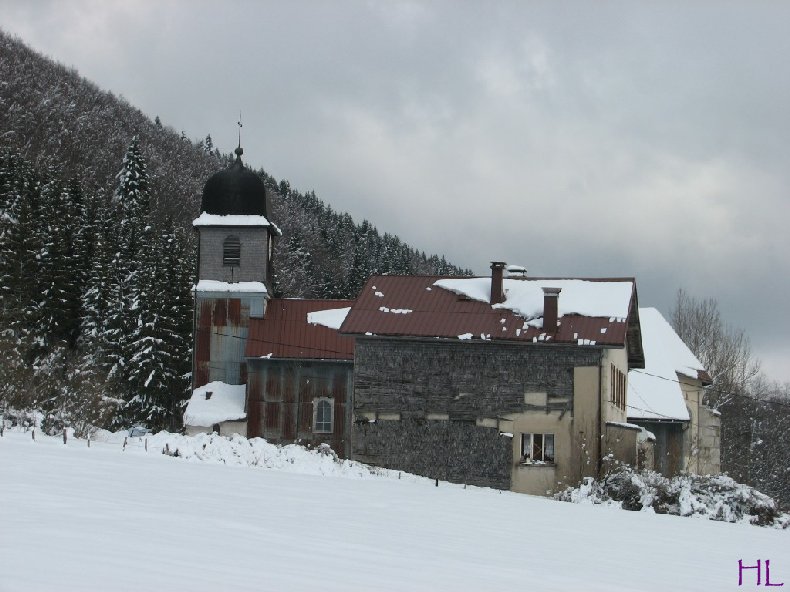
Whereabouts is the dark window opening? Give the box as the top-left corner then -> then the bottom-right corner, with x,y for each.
223,236 -> 241,266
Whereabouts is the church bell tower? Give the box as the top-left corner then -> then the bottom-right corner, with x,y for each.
192,146 -> 279,389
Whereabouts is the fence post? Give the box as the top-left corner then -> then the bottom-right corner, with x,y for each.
123,437 -> 127,451
32,427 -> 35,441
63,428 -> 67,445
145,438 -> 148,452
88,435 -> 91,448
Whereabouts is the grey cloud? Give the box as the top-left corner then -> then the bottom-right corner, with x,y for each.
1,0 -> 788,380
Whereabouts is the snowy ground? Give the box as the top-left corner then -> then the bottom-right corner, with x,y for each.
1,430 -> 787,592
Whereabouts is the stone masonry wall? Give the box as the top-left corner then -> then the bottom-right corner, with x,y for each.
199,227 -> 269,283
352,338 -> 601,490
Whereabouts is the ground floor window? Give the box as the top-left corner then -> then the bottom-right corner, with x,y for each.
313,397 -> 334,433
521,433 -> 555,464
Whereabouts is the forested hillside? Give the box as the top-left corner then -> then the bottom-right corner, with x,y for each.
0,30 -> 470,431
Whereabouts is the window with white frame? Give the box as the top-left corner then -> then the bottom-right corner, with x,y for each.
521,433 -> 555,464
313,398 -> 333,433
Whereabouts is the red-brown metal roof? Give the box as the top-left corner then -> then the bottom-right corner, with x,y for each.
246,299 -> 355,360
340,275 -> 636,347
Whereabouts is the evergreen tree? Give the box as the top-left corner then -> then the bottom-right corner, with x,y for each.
108,136 -> 154,426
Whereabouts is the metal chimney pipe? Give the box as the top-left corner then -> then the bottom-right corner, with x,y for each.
542,287 -> 561,333
490,262 -> 507,304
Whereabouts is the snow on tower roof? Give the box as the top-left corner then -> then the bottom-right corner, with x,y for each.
184,381 -> 247,427
627,307 -> 708,422
193,280 -> 268,293
192,213 -> 282,235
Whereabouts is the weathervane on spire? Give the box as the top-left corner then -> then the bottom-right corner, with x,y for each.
235,111 -> 244,159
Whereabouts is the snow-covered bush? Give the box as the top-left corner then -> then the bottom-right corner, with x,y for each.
556,465 -> 789,528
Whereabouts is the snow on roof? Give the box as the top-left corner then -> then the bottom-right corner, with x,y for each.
307,306 -> 351,330
433,277 -> 633,321
192,213 -> 282,235
193,280 -> 268,294
627,308 -> 707,422
193,213 -> 272,227
183,381 -> 246,427
341,275 -> 634,348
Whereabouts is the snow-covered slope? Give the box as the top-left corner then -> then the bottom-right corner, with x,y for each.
1,431 -> 787,592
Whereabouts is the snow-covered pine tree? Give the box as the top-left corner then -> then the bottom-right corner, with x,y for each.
152,220 -> 193,429
108,136 -> 155,426
36,175 -> 86,349
0,149 -> 40,410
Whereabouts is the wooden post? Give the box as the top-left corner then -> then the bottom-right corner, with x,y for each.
62,428 -> 67,445
123,436 -> 127,451
145,438 -> 148,452
435,478 -> 439,487
32,427 -> 35,441
88,435 -> 91,448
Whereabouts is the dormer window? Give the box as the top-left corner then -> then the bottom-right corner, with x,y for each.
223,236 -> 241,266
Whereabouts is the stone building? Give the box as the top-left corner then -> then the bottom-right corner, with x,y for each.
339,271 -> 646,495
627,307 -> 720,476
184,154 -> 717,496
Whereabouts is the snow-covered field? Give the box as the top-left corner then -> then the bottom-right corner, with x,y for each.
1,430 -> 787,592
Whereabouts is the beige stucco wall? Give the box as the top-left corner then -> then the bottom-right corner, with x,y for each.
681,377 -> 720,475
185,420 -> 247,438
601,347 -> 629,425
603,424 -> 640,472
502,365 -> 601,496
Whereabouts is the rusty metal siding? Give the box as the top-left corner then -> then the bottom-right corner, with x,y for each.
228,298 -> 241,326
264,402 -> 281,431
283,375 -> 296,441
192,294 -> 252,389
247,358 -> 353,457
194,300 -> 214,389
247,375 -> 261,436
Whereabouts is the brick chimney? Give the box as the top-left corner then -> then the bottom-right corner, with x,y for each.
490,262 -> 506,304
542,287 -> 561,333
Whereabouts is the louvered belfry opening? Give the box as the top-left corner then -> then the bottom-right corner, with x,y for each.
223,236 -> 241,266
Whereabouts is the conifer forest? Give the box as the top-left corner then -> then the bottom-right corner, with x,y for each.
0,31 -> 469,433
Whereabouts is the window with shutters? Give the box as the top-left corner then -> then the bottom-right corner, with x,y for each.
223,236 -> 241,266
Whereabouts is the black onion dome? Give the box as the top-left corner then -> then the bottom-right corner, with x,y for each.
200,148 -> 267,217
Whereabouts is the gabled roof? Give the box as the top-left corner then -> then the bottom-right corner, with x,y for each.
246,299 -> 355,361
340,275 -> 641,355
627,307 -> 710,422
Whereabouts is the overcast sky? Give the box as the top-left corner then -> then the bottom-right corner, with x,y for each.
2,1 -> 789,381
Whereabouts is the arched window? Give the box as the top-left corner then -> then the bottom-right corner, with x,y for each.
223,236 -> 241,266
313,398 -> 333,433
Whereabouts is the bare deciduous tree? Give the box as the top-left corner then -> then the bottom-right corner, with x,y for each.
670,289 -> 760,408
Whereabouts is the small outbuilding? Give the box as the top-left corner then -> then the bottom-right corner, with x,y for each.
183,381 -> 247,436
627,307 -> 719,476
